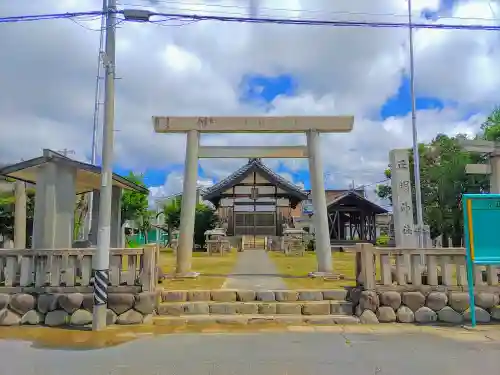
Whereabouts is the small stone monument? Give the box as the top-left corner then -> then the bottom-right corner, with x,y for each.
283,228 -> 306,256
204,228 -> 230,256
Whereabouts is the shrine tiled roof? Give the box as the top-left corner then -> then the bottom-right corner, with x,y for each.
326,191 -> 388,214
202,158 -> 308,201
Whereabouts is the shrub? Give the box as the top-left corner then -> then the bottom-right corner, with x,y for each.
375,234 -> 390,246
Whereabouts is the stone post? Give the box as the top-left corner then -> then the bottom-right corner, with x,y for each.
307,129 -> 333,275
89,189 -> 99,246
389,149 -> 417,282
490,152 -> 500,194
14,181 -> 27,249
176,130 -> 200,276
110,186 -> 123,248
90,187 -> 123,248
32,162 -> 76,249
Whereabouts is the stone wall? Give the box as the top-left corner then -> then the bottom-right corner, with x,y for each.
352,289 -> 500,324
0,291 -> 158,327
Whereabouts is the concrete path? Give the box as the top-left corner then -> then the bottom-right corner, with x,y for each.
1,326 -> 500,374
222,249 -> 287,290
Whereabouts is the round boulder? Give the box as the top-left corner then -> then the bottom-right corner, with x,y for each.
106,309 -> 117,325
474,292 -> 499,310
70,309 -> 93,326
402,291 -> 425,312
379,291 -> 401,310
9,293 -> 36,315
108,293 -> 135,315
37,294 -> 60,314
426,292 -> 448,311
82,294 -> 94,312
59,293 -> 84,314
489,305 -> 500,321
414,306 -> 437,323
463,306 -> 491,323
359,309 -> 379,324
45,310 -> 68,327
134,292 -> 157,315
397,306 -> 415,323
0,309 -> 21,326
0,294 -> 10,310
448,292 -> 469,313
359,291 -> 379,312
437,306 -> 463,324
21,310 -> 44,325
116,309 -> 143,325
377,306 -> 396,323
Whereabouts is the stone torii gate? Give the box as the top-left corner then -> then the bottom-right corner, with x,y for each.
460,139 -> 500,194
152,116 -> 354,277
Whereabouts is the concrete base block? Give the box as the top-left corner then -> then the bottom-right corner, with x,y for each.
152,314 -> 360,326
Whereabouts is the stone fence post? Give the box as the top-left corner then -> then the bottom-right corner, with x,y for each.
356,243 -> 376,290
141,245 -> 157,292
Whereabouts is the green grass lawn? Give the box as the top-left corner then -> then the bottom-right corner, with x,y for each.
268,251 -> 358,289
159,249 -> 238,290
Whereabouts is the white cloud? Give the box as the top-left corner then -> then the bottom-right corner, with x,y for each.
148,170 -> 215,206
0,0 -> 495,201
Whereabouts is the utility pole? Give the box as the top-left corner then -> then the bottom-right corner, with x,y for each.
407,0 -> 425,248
93,0 -> 117,331
85,0 -> 107,241
249,0 -> 259,17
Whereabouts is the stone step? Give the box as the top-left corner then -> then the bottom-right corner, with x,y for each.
161,289 -> 348,303
154,314 -> 360,326
158,300 -> 353,316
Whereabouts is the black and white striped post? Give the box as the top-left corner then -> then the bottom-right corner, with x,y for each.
93,269 -> 109,306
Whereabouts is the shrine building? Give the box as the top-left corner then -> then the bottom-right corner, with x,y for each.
202,158 -> 388,245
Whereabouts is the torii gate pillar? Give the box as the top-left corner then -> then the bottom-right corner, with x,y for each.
153,116 -> 354,277
460,139 -> 500,194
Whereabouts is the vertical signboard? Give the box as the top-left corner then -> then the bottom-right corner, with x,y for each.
463,193 -> 500,327
389,149 -> 417,248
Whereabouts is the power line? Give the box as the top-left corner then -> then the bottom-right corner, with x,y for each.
0,11 -> 104,23
119,0 -> 500,23
143,12 -> 500,31
68,17 -> 126,31
4,10 -> 500,32
355,178 -> 390,190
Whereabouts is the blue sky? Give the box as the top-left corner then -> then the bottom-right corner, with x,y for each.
113,0 -> 461,192
115,72 -> 447,191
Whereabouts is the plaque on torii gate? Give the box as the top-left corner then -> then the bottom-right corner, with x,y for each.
460,139 -> 500,194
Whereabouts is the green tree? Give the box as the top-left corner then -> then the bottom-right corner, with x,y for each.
137,209 -> 155,244
480,106 -> 500,141
160,197 -> 181,246
194,203 -> 220,248
158,198 -> 219,249
121,172 -> 149,226
375,168 -> 392,203
0,186 -> 35,246
375,134 -> 480,246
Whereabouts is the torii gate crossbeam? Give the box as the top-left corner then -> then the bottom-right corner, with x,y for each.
153,116 -> 354,278
460,139 -> 500,194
